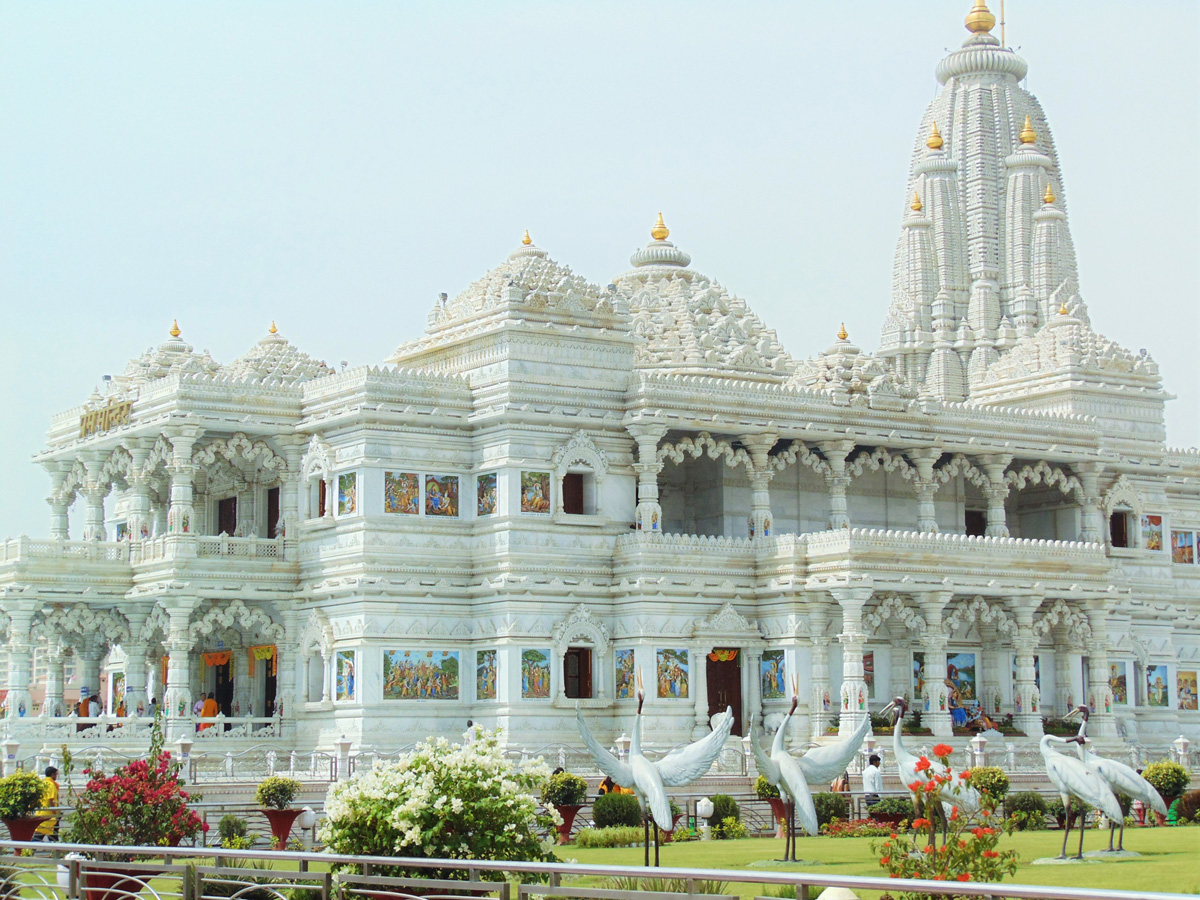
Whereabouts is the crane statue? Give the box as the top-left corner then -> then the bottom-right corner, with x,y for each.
1039,732 -> 1123,860
750,677 -> 871,861
878,697 -> 980,841
750,680 -> 818,861
1067,705 -> 1166,851
577,670 -> 734,866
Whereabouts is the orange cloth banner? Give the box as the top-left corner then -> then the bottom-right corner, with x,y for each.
707,649 -> 739,662
248,644 -> 277,677
202,650 -> 232,667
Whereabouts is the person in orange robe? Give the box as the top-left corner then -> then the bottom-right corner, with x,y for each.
199,692 -> 219,730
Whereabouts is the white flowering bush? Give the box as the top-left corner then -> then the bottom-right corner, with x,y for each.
320,728 -> 560,878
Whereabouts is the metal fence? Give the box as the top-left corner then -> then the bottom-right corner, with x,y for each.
0,840 -> 1189,900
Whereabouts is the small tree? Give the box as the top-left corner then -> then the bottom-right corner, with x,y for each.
541,772 -> 588,807
1142,761 -> 1190,805
255,776 -> 301,810
593,793 -> 642,828
965,766 -> 1011,803
0,772 -> 47,820
813,792 -> 849,827
707,794 -> 740,827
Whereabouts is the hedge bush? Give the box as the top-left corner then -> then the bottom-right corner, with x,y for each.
575,826 -> 644,848
1177,789 -> 1200,823
593,792 -> 642,828
0,771 -> 47,819
713,816 -> 749,840
707,794 -> 740,827
1004,791 -> 1047,830
1143,761 -> 1190,803
866,796 -> 914,819
813,792 -> 849,827
965,766 -> 1010,802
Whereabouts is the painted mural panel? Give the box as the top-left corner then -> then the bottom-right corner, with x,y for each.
477,473 -> 497,516
1146,664 -> 1170,707
521,649 -> 551,698
520,471 -> 551,514
1178,670 -> 1198,711
656,648 -> 689,699
863,651 -> 875,697
338,472 -> 357,515
947,652 -> 976,703
384,472 -> 421,515
476,649 -> 497,700
912,651 -> 927,709
761,649 -> 785,700
1142,514 -> 1163,551
336,650 -> 356,701
1171,530 -> 1195,564
615,648 -> 635,700
383,650 -> 459,700
425,475 -> 459,517
1109,661 -> 1128,704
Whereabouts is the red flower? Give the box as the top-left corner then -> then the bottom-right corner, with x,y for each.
983,850 -> 999,858
890,833 -> 898,839
957,873 -> 971,882
880,856 -> 890,865
981,808 -> 991,817
932,743 -> 953,758
923,780 -> 938,793
950,806 -> 959,821
915,757 -> 931,772
972,827 -> 985,838
912,818 -> 931,829
908,780 -> 923,792
923,845 -> 935,854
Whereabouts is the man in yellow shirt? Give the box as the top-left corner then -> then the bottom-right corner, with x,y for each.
34,767 -> 58,841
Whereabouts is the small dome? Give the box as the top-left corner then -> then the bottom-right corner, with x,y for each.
223,325 -> 334,386
630,214 -> 692,268
117,323 -> 221,389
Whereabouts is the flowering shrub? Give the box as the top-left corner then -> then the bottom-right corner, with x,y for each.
871,744 -> 1018,893
64,722 -> 205,858
0,771 -> 47,819
319,728 -> 558,879
541,772 -> 587,808
820,818 -> 900,838
712,816 -> 748,840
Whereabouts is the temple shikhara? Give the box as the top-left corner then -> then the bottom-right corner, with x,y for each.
2,3 -> 1197,761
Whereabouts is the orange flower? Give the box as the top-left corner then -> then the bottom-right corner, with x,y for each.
950,806 -> 959,821
972,827 -> 985,838
924,845 -> 936,854
983,850 -> 999,858
908,780 -> 924,792
915,757 -> 932,772
957,873 -> 971,882
981,808 -> 991,817
933,743 -> 953,758
923,780 -> 938,793
880,856 -> 890,865
913,818 -> 931,829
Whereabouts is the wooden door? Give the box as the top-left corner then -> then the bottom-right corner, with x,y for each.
706,649 -> 743,736
217,497 -> 237,535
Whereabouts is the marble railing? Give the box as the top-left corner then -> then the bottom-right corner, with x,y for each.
132,534 -> 289,562
0,537 -> 130,563
801,527 -> 1107,559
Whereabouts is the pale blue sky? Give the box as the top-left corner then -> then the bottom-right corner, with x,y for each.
1,2 -> 1196,539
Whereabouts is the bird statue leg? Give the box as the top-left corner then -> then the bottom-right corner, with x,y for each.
654,822 -> 660,868
1117,815 -> 1124,852
1076,806 -> 1086,859
643,810 -> 650,868
1109,817 -> 1116,852
790,800 -> 797,861
1059,797 -> 1070,860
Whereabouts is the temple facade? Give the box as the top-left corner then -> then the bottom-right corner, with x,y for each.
1,2 -> 1197,758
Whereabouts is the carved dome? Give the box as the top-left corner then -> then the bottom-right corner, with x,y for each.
223,326 -> 334,386
117,323 -> 221,390
792,329 -> 916,406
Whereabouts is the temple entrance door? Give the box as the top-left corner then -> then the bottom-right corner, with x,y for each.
706,649 -> 743,736
264,666 -> 277,717
214,662 -> 234,718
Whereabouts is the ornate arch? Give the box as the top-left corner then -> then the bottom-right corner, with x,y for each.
864,594 -> 927,637
1005,461 -> 1083,502
944,595 -> 1015,637
193,433 -> 287,481
692,602 -> 762,643
933,454 -> 989,490
551,603 -> 611,658
189,599 -> 284,642
53,459 -> 90,505
138,603 -> 170,645
551,430 -> 609,480
658,432 -> 753,472
1101,474 -> 1144,519
98,445 -> 134,490
300,435 -> 333,482
768,440 -> 831,478
141,435 -> 174,479
36,605 -> 131,646
1033,599 -> 1092,644
846,447 -> 917,481
298,608 -> 333,656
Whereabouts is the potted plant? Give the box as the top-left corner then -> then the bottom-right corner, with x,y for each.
755,775 -> 787,838
0,770 -> 50,842
1142,761 -> 1190,825
865,796 -> 914,826
255,776 -> 303,849
540,772 -> 588,844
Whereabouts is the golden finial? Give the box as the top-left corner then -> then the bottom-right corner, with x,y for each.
926,121 -> 944,151
521,230 -> 532,246
650,212 -> 669,241
837,323 -> 849,341
1019,115 -> 1037,144
169,319 -> 181,338
1058,301 -> 1070,316
269,320 -> 278,334
965,0 -> 996,34
1042,182 -> 1056,205
911,191 -> 923,212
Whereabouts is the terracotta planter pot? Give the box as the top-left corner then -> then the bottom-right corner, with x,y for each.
84,868 -> 150,900
1,815 -> 51,843
553,805 -> 583,844
766,798 -> 788,839
872,813 -> 907,826
661,812 -> 684,842
261,808 -> 302,850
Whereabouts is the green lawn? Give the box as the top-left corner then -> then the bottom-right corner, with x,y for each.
562,829 -> 1200,897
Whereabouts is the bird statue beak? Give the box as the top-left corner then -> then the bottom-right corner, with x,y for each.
1064,707 -> 1079,721
880,701 -> 895,716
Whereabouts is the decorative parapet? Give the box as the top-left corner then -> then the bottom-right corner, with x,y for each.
803,527 -> 1105,558
1,537 -> 130,564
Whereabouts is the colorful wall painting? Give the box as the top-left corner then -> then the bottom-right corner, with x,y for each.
761,649 -> 786,700
338,473 -> 357,515
336,650 -> 356,701
656,648 -> 689,699
476,649 -> 497,701
946,652 -> 976,703
425,475 -> 459,517
1109,661 -> 1128,704
1178,670 -> 1198,711
615,649 -> 635,700
520,471 -> 551,514
912,651 -> 927,709
383,650 -> 459,700
1142,514 -> 1163,551
477,473 -> 497,516
521,649 -> 551,699
863,651 -> 875,697
1171,530 -> 1195,564
384,472 -> 421,515
1146,664 -> 1170,707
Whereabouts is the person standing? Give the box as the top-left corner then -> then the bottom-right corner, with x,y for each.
34,767 -> 59,841
862,754 -> 883,808
199,692 -> 218,730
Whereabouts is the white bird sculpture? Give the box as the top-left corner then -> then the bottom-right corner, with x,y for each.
879,697 -> 980,831
750,680 -> 819,861
577,670 -> 734,866
794,708 -> 872,789
1068,705 -> 1167,851
1039,732 -> 1123,859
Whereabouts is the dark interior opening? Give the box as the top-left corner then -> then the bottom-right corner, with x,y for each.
563,472 -> 585,515
964,509 -> 987,537
217,497 -> 237,536
564,647 -> 592,698
266,487 -> 281,538
1110,511 -> 1129,548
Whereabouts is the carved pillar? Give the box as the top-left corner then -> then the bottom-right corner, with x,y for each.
278,439 -> 305,544
832,583 -> 872,737
744,646 -> 763,732
808,603 -> 832,742
1076,463 -> 1104,543
741,433 -> 778,539
628,423 -> 668,533
125,443 -> 153,540
121,607 -> 151,716
166,429 -> 202,535
909,448 -> 941,533
919,591 -> 953,737
76,639 -> 104,707
691,642 -> 711,739
979,455 -> 1012,538
45,462 -> 71,540
163,602 -> 197,739
1011,597 -> 1044,737
978,623 -> 1005,720
82,488 -> 107,541
42,644 -> 65,717
1052,627 -> 1075,716
1084,602 -> 1117,737
4,605 -> 35,719
819,441 -> 855,529
277,609 -> 301,719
